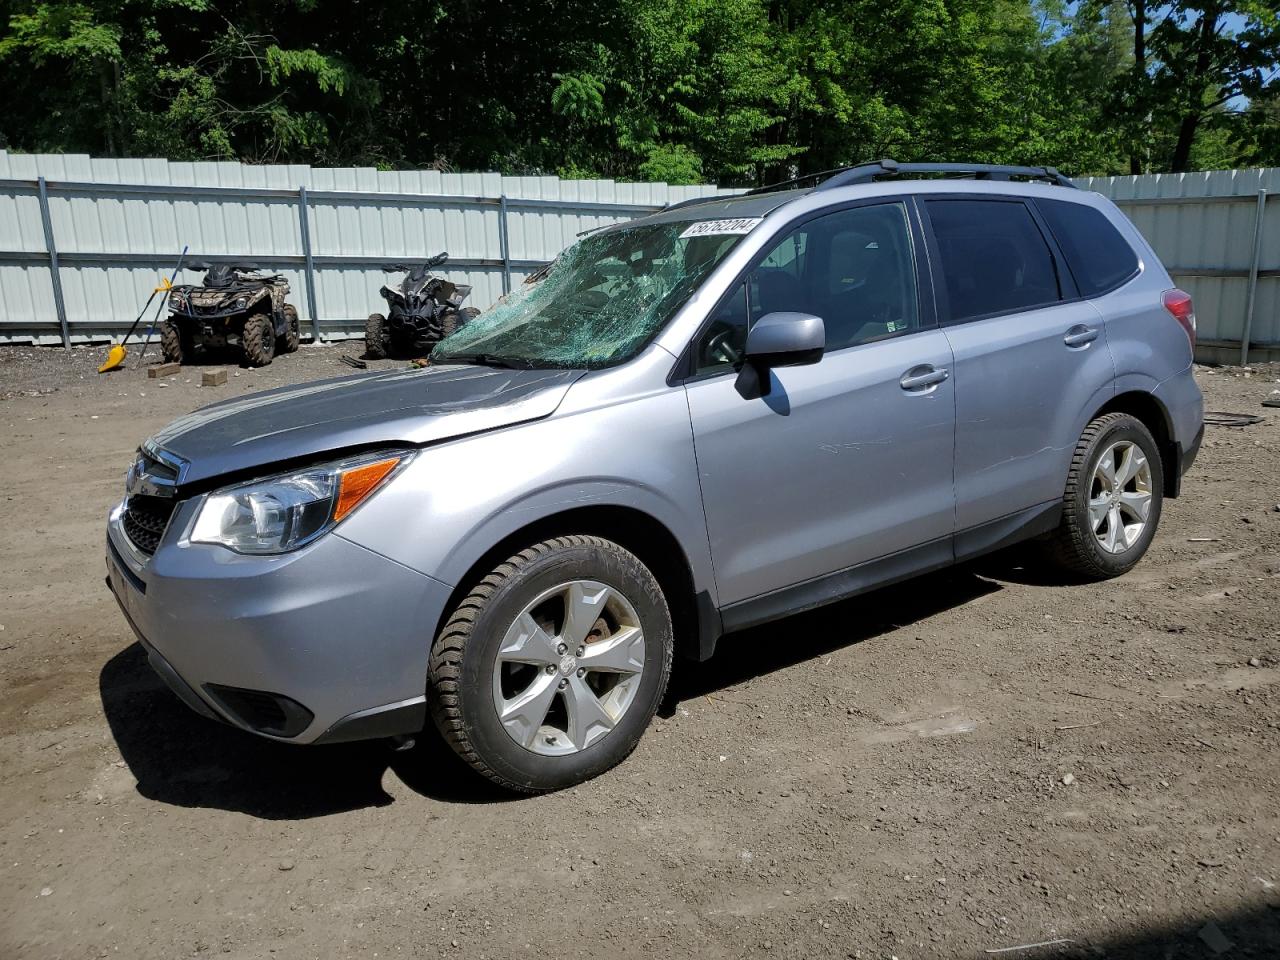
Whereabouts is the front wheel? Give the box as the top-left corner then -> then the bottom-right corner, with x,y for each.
365,313 -> 389,359
428,536 -> 673,793
241,314 -> 276,367
159,319 -> 187,364
278,304 -> 301,353
1043,412 -> 1164,580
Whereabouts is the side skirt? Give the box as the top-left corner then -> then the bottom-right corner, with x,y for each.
714,500 -> 1062,641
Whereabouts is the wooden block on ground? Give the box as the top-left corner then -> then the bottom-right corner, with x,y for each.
201,369 -> 228,387
147,362 -> 181,379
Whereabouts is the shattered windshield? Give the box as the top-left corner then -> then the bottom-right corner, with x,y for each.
432,220 -> 751,369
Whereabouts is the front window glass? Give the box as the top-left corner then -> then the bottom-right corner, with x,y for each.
692,201 -> 920,375
433,221 -> 748,369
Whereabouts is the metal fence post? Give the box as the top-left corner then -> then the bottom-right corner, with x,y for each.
298,185 -> 322,343
498,194 -> 512,295
1240,189 -> 1267,366
36,177 -> 71,349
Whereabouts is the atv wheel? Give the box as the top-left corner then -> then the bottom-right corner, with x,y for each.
438,307 -> 474,340
241,314 -> 276,367
365,313 -> 389,359
159,320 -> 187,364
278,304 -> 301,353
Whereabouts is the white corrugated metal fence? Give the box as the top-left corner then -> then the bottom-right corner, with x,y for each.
0,151 -> 734,345
1,151 -> 1276,362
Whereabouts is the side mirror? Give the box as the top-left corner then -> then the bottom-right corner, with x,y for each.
745,312 -> 825,368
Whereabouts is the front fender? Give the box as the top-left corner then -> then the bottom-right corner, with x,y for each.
336,387 -> 718,607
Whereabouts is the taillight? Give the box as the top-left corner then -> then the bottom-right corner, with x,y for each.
1162,288 -> 1196,350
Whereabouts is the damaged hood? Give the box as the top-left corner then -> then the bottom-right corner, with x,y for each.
148,363 -> 583,485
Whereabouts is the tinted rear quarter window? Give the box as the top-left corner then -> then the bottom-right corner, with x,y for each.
924,199 -> 1061,323
1037,198 -> 1140,296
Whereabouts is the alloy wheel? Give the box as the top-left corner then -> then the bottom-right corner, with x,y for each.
1088,440 -> 1153,554
490,580 -> 645,757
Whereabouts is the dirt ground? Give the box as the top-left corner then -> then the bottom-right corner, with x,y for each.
0,341 -> 1277,960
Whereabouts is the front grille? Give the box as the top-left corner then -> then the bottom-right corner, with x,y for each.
122,495 -> 176,555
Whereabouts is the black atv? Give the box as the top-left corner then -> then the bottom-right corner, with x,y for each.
162,262 -> 300,367
365,252 -> 479,359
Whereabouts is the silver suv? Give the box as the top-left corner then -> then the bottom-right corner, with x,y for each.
106,161 -> 1204,792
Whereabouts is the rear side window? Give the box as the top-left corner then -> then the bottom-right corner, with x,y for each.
925,199 -> 1061,323
1037,198 -> 1140,296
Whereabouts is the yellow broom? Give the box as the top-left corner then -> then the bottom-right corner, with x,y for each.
99,246 -> 189,373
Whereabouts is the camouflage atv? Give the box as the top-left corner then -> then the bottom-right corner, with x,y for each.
161,262 -> 300,367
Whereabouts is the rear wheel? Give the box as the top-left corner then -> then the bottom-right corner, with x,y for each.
428,536 -> 673,793
159,320 -> 186,364
365,313 -> 389,359
241,314 -> 276,367
1043,413 -> 1163,579
278,304 -> 301,353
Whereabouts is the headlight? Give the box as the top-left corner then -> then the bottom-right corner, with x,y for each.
234,297 -> 248,309
169,293 -> 183,308
190,450 -> 413,555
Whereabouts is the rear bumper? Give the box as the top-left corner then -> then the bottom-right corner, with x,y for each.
106,502 -> 451,743
1153,366 -> 1205,498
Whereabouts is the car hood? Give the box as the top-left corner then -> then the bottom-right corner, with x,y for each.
149,363 -> 583,485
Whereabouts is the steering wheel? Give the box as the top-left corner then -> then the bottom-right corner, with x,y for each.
703,326 -> 744,367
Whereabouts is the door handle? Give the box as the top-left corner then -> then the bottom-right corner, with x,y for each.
1063,325 -> 1099,348
900,365 -> 949,391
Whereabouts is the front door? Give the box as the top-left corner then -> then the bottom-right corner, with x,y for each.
683,201 -> 957,607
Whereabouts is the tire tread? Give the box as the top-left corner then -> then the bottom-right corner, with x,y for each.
428,535 -> 670,794
1044,412 -> 1158,580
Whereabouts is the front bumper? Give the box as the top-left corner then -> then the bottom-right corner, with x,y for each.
106,502 -> 452,743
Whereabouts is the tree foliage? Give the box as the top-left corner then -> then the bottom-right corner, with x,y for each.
1,0 -> 1277,182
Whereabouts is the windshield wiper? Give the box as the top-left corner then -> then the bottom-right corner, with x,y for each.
439,352 -> 541,370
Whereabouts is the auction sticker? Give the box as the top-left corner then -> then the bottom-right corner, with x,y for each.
680,218 -> 763,239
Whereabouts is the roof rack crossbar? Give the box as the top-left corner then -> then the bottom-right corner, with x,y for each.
750,159 -> 1076,195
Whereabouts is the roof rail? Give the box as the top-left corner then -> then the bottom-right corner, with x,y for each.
662,193 -> 730,212
748,159 -> 1076,195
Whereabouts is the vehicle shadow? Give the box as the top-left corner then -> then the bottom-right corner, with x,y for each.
100,557 -> 1062,816
99,643 -> 517,819
1017,903 -> 1280,958
667,565 -> 1004,708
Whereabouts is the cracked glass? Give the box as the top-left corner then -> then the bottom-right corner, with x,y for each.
433,221 -> 749,369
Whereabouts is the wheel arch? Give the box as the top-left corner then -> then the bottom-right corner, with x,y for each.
1092,389 -> 1180,497
431,504 -> 721,665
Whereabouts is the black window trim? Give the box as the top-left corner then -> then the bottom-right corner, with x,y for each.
1031,196 -> 1143,300
670,194 -> 938,385
917,193 -> 1082,328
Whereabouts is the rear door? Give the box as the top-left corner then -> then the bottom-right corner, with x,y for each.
920,196 -> 1116,534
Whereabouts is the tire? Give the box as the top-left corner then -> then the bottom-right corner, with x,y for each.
1042,412 -> 1164,580
278,304 -> 301,353
240,314 -> 275,367
434,306 -> 475,346
429,536 -> 673,793
365,313 -> 389,359
159,320 -> 186,364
